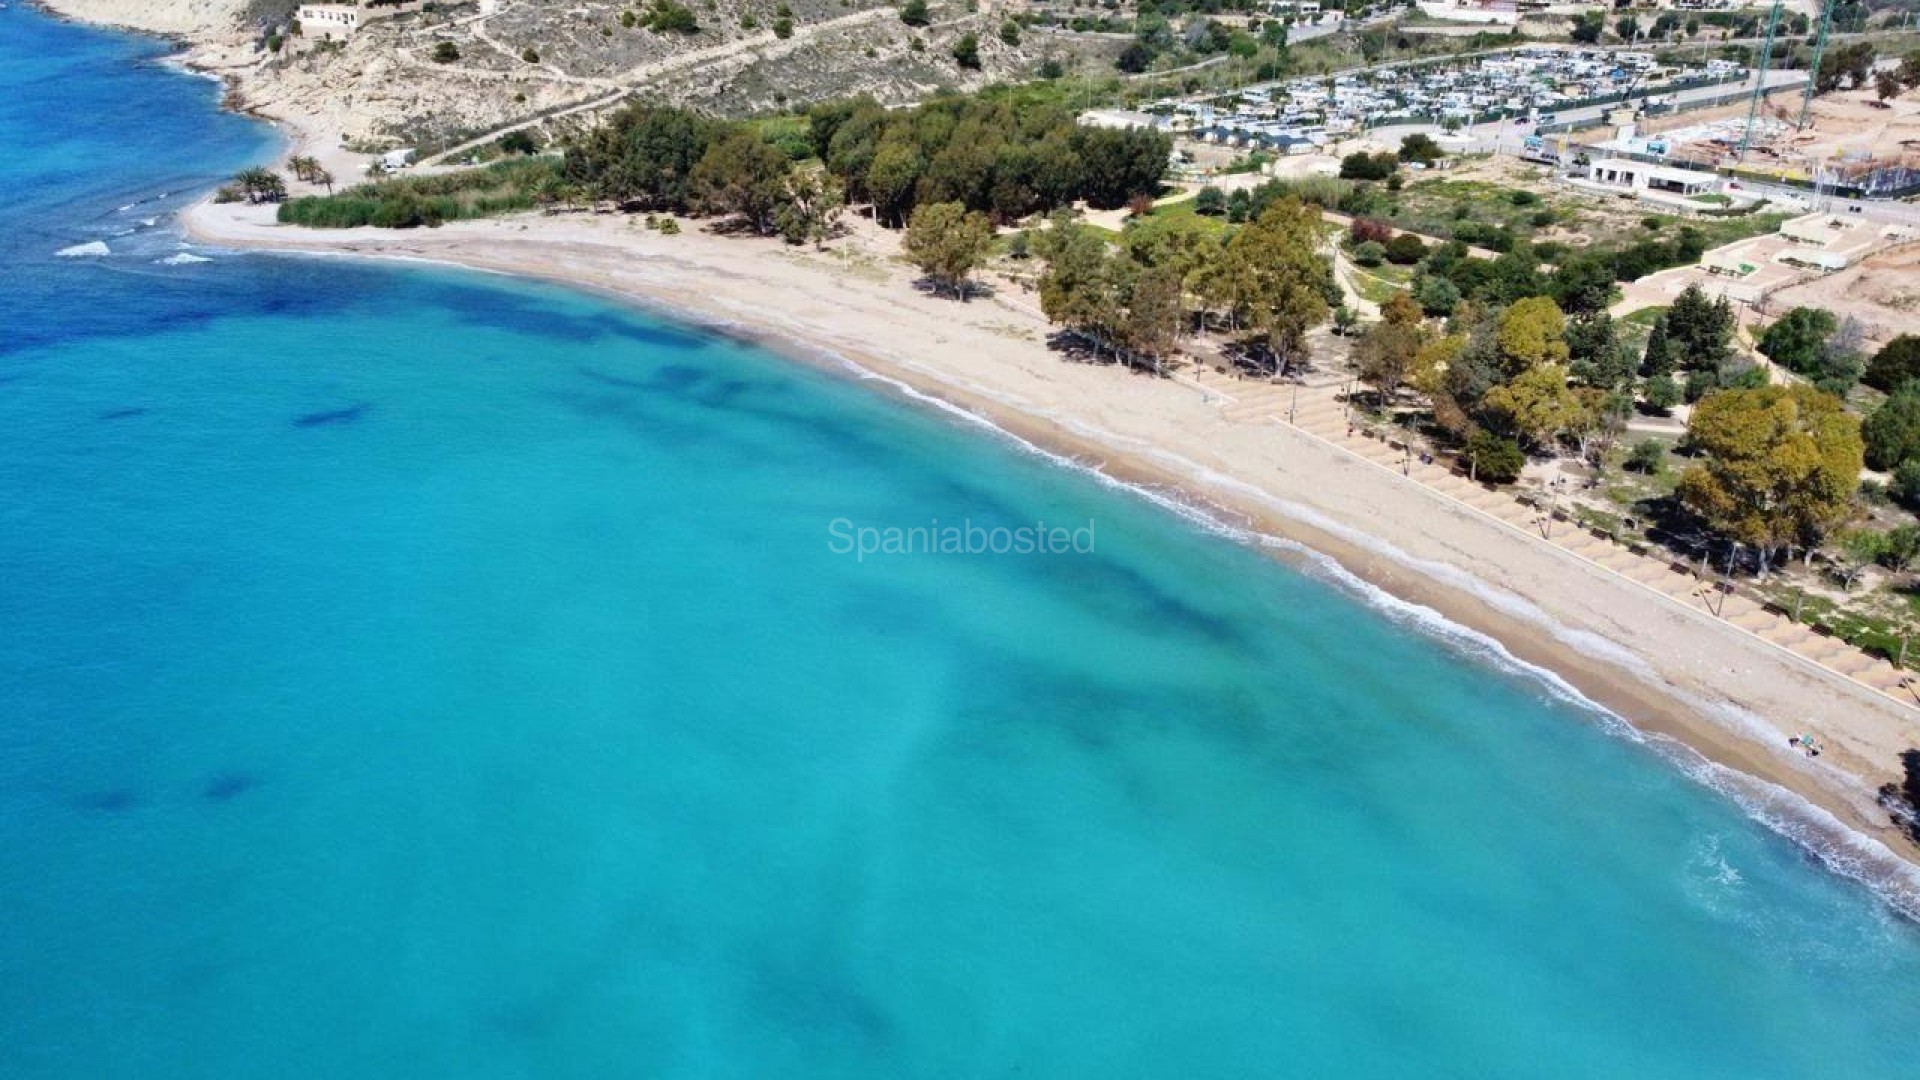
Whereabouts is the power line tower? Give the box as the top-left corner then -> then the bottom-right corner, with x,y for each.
1738,0 -> 1785,161
1797,0 -> 1836,130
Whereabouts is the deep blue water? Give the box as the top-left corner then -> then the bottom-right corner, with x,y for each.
4,8 -> 1920,1078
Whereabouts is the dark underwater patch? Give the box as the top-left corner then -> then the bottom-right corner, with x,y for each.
76,788 -> 142,812
201,771 -> 258,803
96,406 -> 148,421
294,403 -> 369,428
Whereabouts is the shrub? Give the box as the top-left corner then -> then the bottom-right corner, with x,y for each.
900,0 -> 930,26
496,130 -> 538,156
1895,459 -> 1920,508
431,41 -> 460,63
1339,151 -> 1397,182
1194,186 -> 1227,216
521,47 -> 540,63
1384,233 -> 1426,265
952,32 -> 980,69
1349,216 -> 1393,245
1627,438 -> 1665,474
773,15 -> 793,37
1352,240 -> 1386,267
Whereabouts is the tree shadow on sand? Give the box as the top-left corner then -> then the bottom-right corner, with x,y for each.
909,276 -> 994,303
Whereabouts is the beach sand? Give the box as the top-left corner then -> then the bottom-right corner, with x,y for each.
178,185 -> 1920,906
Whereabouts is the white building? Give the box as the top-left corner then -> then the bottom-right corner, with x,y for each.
1415,0 -> 1520,25
1587,157 -> 1717,196
297,2 -> 419,41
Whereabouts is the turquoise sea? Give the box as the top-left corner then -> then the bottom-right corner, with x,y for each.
4,8 -> 1919,1077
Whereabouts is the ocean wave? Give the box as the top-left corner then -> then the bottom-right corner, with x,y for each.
55,241 -> 110,258
159,252 -> 212,266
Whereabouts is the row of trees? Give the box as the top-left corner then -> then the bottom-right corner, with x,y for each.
805,93 -> 1172,225
559,107 -> 842,242
1022,199 -> 1336,375
559,96 -> 1172,237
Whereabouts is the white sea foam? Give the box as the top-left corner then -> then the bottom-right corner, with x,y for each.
816,349 -> 1920,921
159,252 -> 211,266
56,240 -> 110,258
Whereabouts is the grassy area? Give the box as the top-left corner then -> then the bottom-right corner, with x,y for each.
278,157 -> 560,229
1133,197 -> 1233,237
1756,583 -> 1919,667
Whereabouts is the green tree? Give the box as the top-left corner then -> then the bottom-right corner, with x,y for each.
1414,274 -> 1460,317
1832,529 -> 1886,590
1865,334 -> 1920,393
1863,389 -> 1920,472
1398,133 -> 1443,165
904,201 -> 996,299
775,170 -> 845,249
563,104 -> 714,210
690,128 -> 794,235
1354,317 -> 1423,404
1193,186 -> 1227,216
900,0 -> 929,27
1571,11 -> 1604,43
233,167 -> 287,204
1484,363 -> 1582,450
1220,199 -> 1332,375
1641,315 -> 1674,377
1758,306 -> 1837,377
1466,430 -> 1527,483
1037,215 -> 1122,353
1495,296 -> 1569,378
1664,284 -> 1735,371
1644,372 -> 1682,413
999,18 -> 1021,47
1071,126 -> 1172,210
866,137 -> 924,229
1122,265 -> 1184,375
1627,438 -> 1666,474
1567,313 -> 1634,390
1677,385 -> 1864,575
1550,253 -> 1619,316
431,41 -> 461,63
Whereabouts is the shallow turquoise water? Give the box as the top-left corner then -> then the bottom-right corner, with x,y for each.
3,8 -> 1920,1077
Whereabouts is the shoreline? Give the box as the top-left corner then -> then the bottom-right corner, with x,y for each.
36,0 -> 1920,907
177,190 -> 1920,913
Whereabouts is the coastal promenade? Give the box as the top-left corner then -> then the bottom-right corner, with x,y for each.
1189,366 -> 1920,715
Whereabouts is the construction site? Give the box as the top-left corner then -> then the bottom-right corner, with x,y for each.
1603,0 -> 1920,198
1624,84 -> 1920,196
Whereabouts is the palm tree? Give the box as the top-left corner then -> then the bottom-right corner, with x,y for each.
233,167 -> 287,204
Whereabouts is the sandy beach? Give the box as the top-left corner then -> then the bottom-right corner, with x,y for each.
175,184 -> 1920,900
